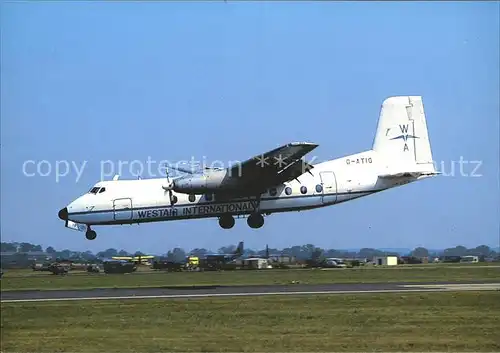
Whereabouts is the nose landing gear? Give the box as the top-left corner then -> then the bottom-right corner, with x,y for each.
85,227 -> 97,240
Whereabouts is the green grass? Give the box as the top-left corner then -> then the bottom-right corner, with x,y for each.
1,265 -> 499,291
2,291 -> 499,352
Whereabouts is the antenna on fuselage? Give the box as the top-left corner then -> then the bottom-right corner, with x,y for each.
113,174 -> 120,181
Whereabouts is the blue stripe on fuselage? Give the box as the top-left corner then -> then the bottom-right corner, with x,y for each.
67,190 -> 380,225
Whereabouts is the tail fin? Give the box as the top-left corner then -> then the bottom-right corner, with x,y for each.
234,241 -> 244,256
372,96 -> 437,174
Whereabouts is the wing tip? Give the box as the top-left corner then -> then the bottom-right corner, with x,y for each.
289,141 -> 319,147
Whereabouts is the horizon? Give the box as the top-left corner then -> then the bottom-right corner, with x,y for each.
2,240 -> 498,256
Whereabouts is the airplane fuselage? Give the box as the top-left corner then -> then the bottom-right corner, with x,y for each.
64,150 -> 420,227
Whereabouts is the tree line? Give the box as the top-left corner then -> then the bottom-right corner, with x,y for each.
1,241 -> 498,263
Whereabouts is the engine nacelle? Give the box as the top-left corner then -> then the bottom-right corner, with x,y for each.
172,170 -> 229,194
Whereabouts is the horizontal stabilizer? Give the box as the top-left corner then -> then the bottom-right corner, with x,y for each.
379,171 -> 441,179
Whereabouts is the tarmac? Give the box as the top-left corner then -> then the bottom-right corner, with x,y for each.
2,281 -> 500,303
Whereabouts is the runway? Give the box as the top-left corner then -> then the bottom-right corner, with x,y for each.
2,281 -> 499,303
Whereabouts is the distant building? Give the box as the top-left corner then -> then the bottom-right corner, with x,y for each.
442,255 -> 461,263
400,256 -> 429,264
268,255 -> 296,264
373,256 -> 398,266
243,258 -> 271,269
460,255 -> 479,263
400,256 -> 421,264
0,251 -> 53,268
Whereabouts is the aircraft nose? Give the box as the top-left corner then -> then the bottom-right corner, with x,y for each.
58,207 -> 68,221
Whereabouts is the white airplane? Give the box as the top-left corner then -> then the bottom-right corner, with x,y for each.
58,96 -> 439,240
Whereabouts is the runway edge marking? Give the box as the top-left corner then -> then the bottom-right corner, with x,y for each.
3,286 -> 500,303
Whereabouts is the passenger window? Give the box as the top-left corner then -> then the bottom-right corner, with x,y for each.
285,187 -> 292,195
269,188 -> 277,197
300,186 -> 307,194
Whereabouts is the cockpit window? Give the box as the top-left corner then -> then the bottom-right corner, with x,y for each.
99,187 -> 106,193
89,187 -> 100,194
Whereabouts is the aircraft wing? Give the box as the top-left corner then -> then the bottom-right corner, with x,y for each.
132,255 -> 155,260
229,142 -> 318,188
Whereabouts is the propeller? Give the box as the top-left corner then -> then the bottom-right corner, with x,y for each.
162,165 -> 177,207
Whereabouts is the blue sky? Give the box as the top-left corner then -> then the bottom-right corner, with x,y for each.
1,1 -> 499,254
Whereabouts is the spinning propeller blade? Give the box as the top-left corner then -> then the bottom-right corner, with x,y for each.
162,165 -> 177,208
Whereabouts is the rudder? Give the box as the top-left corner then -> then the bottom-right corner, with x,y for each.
235,241 -> 244,256
372,96 -> 435,172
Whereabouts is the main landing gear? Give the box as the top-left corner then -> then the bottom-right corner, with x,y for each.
85,226 -> 97,240
247,213 -> 264,229
218,213 -> 265,229
219,214 -> 235,229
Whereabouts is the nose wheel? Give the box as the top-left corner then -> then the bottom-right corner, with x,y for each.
85,229 -> 97,240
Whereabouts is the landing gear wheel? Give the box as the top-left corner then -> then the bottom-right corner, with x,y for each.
247,213 -> 264,229
219,215 -> 235,229
85,230 -> 97,240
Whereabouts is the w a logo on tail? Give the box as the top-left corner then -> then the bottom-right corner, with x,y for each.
390,124 -> 419,151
